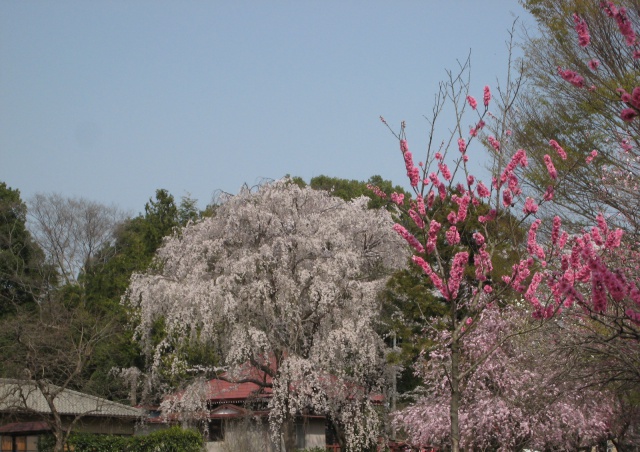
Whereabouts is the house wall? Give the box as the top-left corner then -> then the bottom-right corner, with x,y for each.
205,417 -> 325,451
134,421 -> 168,436
206,420 -> 274,452
71,416 -> 137,435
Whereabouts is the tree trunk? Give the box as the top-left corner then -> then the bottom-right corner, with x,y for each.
40,385 -> 66,452
332,419 -> 347,451
282,415 -> 297,452
450,340 -> 461,452
53,429 -> 65,452
450,305 -> 461,452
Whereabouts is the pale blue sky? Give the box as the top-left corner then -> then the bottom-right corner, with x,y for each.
1,1 -> 532,215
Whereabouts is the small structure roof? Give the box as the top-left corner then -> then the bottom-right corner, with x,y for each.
0,379 -> 143,419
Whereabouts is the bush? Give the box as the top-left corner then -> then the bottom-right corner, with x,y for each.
39,426 -> 204,452
131,427 -> 203,451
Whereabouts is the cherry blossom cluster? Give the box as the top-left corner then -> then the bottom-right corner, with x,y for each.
395,306 -> 615,450
366,183 -> 387,199
549,139 -> 568,160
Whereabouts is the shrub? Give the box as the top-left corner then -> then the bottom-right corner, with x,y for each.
38,426 -> 203,452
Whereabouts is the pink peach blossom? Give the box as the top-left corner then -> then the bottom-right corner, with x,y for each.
573,13 -> 591,47
549,139 -> 567,160
483,86 -> 491,107
523,197 -> 539,214
544,154 -> 558,180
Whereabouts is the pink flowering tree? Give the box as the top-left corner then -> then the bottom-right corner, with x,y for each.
371,37 -> 633,446
395,305 -> 615,450
518,3 -> 640,439
125,180 -> 407,451
374,67 -> 534,450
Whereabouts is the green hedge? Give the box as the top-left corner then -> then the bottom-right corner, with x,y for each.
39,426 -> 203,452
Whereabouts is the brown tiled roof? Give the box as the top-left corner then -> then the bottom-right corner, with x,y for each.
0,421 -> 51,433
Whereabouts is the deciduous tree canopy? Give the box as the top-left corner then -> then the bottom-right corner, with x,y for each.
515,0 -> 640,235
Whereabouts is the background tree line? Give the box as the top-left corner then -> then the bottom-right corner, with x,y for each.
0,184 -> 206,402
0,176 -> 414,403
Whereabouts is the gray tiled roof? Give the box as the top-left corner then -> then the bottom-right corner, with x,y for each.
0,379 -> 142,418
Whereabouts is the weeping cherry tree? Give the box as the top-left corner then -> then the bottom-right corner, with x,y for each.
125,180 -> 407,451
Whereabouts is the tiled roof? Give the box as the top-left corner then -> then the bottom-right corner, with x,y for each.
201,369 -> 383,404
164,359 -> 383,409
204,375 -> 273,404
165,362 -> 273,404
0,379 -> 143,419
